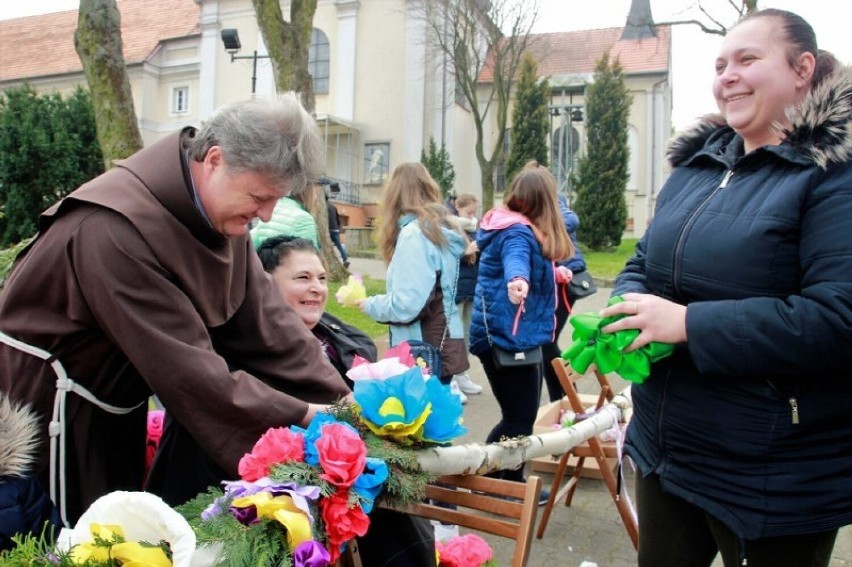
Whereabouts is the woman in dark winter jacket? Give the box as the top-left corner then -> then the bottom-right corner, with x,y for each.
469,162 -> 572,484
0,393 -> 60,551
600,9 -> 852,566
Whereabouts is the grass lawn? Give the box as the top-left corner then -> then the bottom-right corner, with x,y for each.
326,276 -> 388,339
582,238 -> 638,280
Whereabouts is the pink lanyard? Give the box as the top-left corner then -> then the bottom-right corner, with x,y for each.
511,299 -> 524,335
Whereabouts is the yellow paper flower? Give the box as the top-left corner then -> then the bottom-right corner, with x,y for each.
335,274 -> 366,307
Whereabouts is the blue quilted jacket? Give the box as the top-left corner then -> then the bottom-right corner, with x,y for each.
469,207 -> 556,355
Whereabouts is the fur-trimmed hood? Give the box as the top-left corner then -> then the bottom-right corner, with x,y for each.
668,66 -> 852,169
0,393 -> 41,478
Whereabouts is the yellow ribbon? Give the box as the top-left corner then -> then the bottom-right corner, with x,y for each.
69,523 -> 171,566
232,492 -> 312,550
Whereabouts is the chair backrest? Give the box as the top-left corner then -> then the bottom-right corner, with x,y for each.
388,474 -> 542,567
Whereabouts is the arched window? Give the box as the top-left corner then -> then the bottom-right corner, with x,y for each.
309,28 -> 330,94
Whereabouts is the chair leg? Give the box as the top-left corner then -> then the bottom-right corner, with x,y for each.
563,456 -> 586,507
588,439 -> 639,550
535,452 -> 570,539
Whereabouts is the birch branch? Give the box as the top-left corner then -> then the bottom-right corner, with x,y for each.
416,393 -> 630,476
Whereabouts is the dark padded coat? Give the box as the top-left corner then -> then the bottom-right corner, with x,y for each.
0,394 -> 60,551
616,67 -> 852,540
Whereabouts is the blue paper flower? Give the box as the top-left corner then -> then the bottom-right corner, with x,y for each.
420,377 -> 467,443
353,367 -> 432,443
352,457 -> 389,513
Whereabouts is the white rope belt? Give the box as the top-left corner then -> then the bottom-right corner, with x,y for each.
0,330 -> 144,528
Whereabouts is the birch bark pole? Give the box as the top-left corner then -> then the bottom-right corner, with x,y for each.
416,394 -> 630,476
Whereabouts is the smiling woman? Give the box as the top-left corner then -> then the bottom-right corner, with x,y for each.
599,8 -> 852,567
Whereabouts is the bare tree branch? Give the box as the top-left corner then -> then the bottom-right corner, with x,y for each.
414,0 -> 540,208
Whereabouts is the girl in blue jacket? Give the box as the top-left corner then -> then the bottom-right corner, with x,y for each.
359,163 -> 470,384
469,162 -> 572,483
600,10 -> 852,566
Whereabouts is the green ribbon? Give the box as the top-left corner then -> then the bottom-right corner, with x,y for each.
562,296 -> 674,384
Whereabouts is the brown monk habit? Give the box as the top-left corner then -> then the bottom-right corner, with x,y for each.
0,129 -> 350,523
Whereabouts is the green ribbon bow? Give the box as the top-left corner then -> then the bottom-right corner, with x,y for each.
561,296 -> 674,384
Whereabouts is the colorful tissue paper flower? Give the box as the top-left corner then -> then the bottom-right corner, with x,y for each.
354,367 -> 432,442
316,422 -> 368,488
346,356 -> 417,382
293,540 -> 331,567
420,377 -> 467,444
383,342 -> 416,367
562,296 -> 674,384
213,478 -> 320,523
231,491 -> 313,549
437,533 -> 494,567
292,412 -> 340,466
352,457 -> 389,513
320,491 -> 370,563
335,273 -> 366,307
238,426 -> 305,481
145,410 -> 165,475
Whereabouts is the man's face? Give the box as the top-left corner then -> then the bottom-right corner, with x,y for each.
196,146 -> 288,236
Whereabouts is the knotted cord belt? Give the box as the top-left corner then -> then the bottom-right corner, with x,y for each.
0,330 -> 144,527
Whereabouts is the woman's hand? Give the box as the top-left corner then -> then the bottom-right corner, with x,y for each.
555,266 -> 573,284
465,241 -> 478,256
507,278 -> 529,305
355,298 -> 367,312
599,293 -> 687,351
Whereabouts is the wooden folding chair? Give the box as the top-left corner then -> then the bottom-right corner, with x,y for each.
342,474 -> 542,567
536,358 -> 639,549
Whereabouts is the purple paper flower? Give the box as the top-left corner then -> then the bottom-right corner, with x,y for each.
229,503 -> 259,525
293,540 -> 331,567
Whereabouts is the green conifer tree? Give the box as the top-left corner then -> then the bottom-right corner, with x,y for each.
420,137 -> 456,198
505,53 -> 551,184
573,52 -> 632,250
0,85 -> 104,246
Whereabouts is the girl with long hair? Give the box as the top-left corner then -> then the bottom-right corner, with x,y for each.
469,161 -> 572,484
359,162 -> 470,390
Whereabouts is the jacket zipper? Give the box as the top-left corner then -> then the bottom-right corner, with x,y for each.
672,170 -> 733,296
767,380 -> 800,425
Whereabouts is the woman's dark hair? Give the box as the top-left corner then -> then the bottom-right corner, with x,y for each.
741,9 -> 839,88
256,235 -> 320,273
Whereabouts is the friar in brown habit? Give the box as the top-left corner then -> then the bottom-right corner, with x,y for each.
0,96 -> 350,525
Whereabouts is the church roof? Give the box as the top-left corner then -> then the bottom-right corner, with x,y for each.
0,0 -> 199,82
479,25 -> 671,84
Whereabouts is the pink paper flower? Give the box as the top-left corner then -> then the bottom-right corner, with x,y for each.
238,427 -> 305,482
147,410 -> 164,442
437,534 -> 494,567
315,423 -> 367,488
319,490 -> 370,563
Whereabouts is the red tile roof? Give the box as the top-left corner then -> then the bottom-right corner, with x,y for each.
480,25 -> 671,83
0,0 -> 199,82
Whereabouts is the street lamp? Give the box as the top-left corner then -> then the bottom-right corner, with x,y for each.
220,28 -> 270,95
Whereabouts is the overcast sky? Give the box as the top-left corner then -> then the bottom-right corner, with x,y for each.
2,1 -> 851,130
